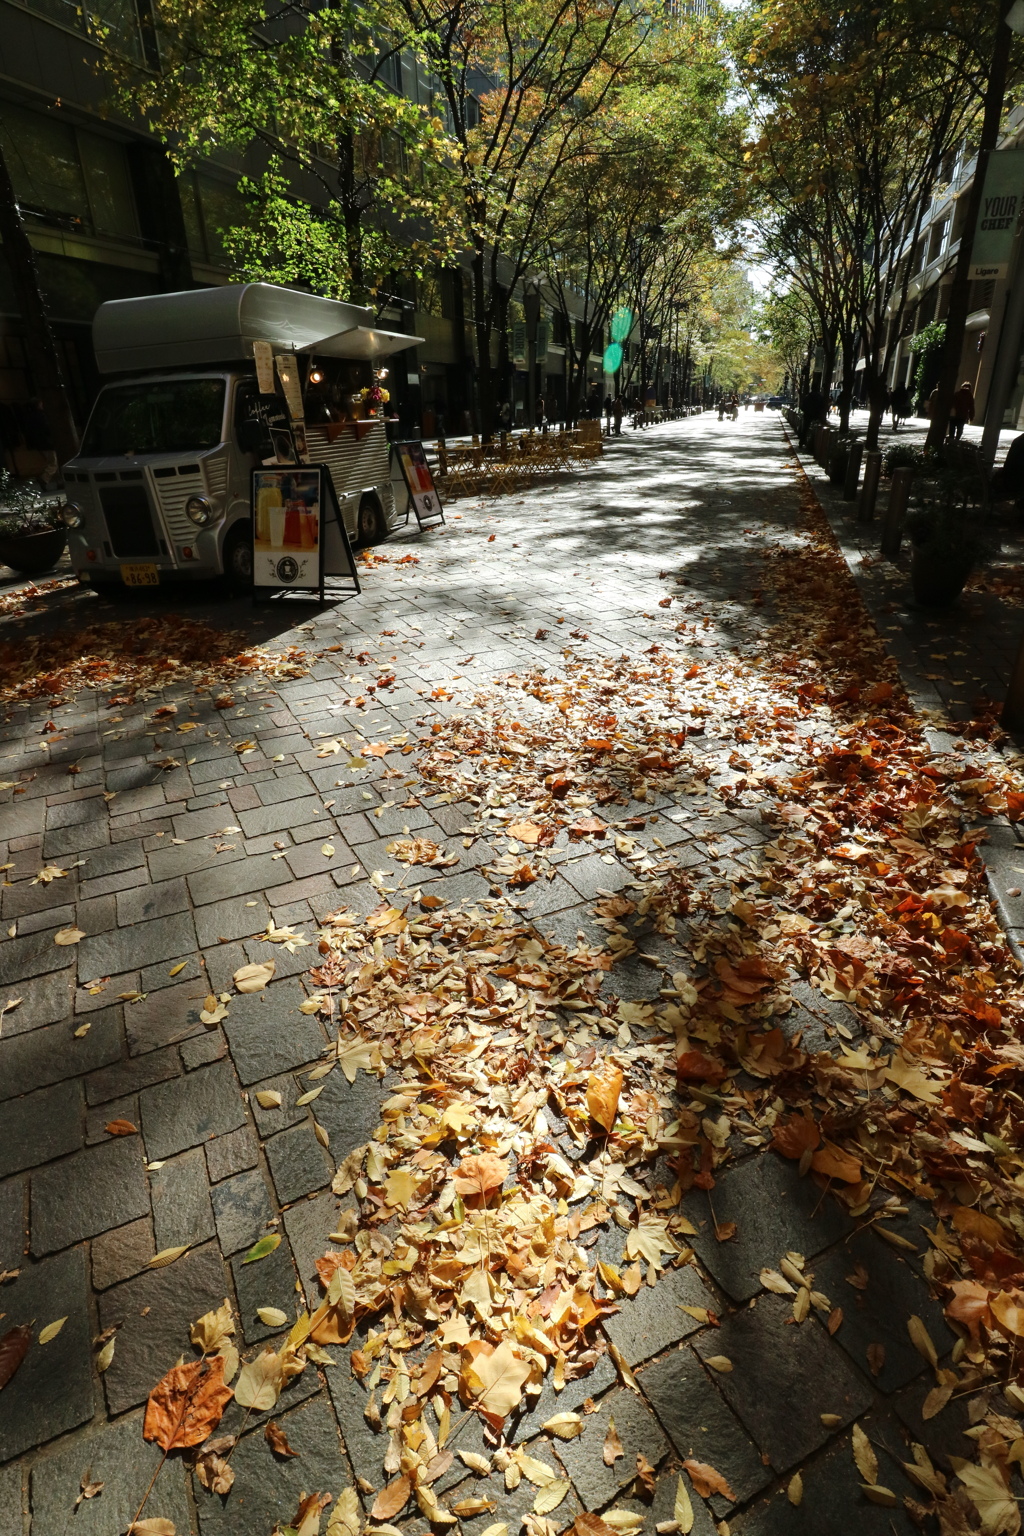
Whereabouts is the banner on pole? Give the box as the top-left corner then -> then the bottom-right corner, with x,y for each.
971,148 -> 1024,279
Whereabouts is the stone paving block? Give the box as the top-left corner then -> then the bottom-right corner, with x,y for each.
0,1246 -> 94,1463
0,967 -> 74,1037
115,874 -> 190,925
730,1411 -> 916,1535
2,870 -> 80,918
181,1028 -> 228,1069
98,1241 -> 229,1415
195,1393 -> 346,1535
188,849 -> 297,907
0,1465 -> 22,1536
205,1125 -> 259,1183
890,1372 -> 976,1470
140,1058 -> 246,1160
602,1262 -> 717,1367
16,901 -> 75,936
124,980 -> 207,1053
43,820 -> 110,857
555,1388 -> 670,1511
86,1091 -> 139,1145
29,1408 -> 194,1536
31,1132 -> 150,1254
0,1180 -> 24,1271
0,1079 -> 83,1178
0,796 -> 44,842
194,892 -> 270,949
810,1227 -> 954,1393
311,1068 -> 382,1162
283,1190 -> 346,1303
78,908 -> 196,979
248,1073 -> 309,1136
615,1469 -> 718,1536
682,1153 -> 852,1303
638,1347 -> 771,1510
0,1005 -> 121,1101
0,924 -> 77,986
265,1122 -> 334,1204
151,1147 -> 216,1250
84,1041 -> 180,1105
91,1215 -> 155,1289
692,1295 -> 873,1474
211,1167 -> 275,1256
231,1232 -> 298,1343
256,773 -> 314,806
510,1349 -> 617,1442
140,950 -> 206,995
221,983 -> 327,1085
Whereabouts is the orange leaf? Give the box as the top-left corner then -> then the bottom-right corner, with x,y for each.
683,1458 -> 735,1502
677,1050 -> 727,1085
508,821 -> 544,845
586,1066 -> 623,1133
143,1356 -> 233,1450
771,1113 -> 820,1159
105,1119 -> 138,1136
951,1206 -> 1007,1247
265,1419 -> 300,1458
810,1143 -> 862,1184
452,1154 -> 508,1202
946,1280 -> 992,1341
371,1475 -> 412,1520
991,1288 -> 1024,1340
361,743 -> 391,757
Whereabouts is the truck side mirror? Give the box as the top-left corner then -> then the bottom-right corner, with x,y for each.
236,419 -> 265,454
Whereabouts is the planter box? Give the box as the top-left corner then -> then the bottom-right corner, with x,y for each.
0,528 -> 66,576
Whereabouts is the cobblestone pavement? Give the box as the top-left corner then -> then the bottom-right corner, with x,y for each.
0,412 -> 996,1533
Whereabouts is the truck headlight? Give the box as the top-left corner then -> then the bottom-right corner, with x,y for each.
186,496 -> 213,526
61,503 -> 83,528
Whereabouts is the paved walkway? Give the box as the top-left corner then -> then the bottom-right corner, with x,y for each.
0,414 -> 1011,1534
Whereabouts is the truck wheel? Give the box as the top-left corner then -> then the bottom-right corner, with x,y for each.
355,495 -> 386,548
223,524 -> 253,591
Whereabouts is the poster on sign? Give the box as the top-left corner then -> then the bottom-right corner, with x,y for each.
971,147 -> 1024,279
252,466 -> 323,593
392,440 -> 445,528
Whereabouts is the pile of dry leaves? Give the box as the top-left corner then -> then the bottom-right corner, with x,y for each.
0,615 -> 311,711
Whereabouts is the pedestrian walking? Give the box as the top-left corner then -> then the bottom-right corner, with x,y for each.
612,395 -> 624,436
536,394 -> 546,428
948,380 -> 975,442
798,386 -> 826,446
499,399 -> 511,432
603,393 -> 613,434
890,382 -> 910,431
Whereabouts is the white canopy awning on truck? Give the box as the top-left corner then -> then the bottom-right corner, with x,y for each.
92,282 -> 423,374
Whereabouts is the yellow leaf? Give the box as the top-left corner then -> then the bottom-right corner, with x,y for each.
705,1355 -> 732,1373
296,1086 -> 324,1106
233,961 -> 275,993
532,1481 -> 571,1515
907,1314 -> 938,1369
461,1341 -> 532,1418
256,1307 -> 288,1328
38,1317 -> 67,1344
860,1485 -> 898,1507
586,1065 -> 623,1132
541,1412 -> 583,1439
147,1246 -> 189,1269
54,927 -> 85,945
674,1475 -> 694,1534
851,1424 -> 878,1486
233,1348 -> 283,1410
96,1335 -> 116,1371
952,1459 -> 1018,1535
787,1472 -> 803,1506
256,1090 -> 282,1109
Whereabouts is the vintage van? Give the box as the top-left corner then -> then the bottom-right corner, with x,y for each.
60,282 -> 422,592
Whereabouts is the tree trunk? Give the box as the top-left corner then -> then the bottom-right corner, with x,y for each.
926,3 -> 1013,450
472,249 -> 493,438
0,141 -> 79,467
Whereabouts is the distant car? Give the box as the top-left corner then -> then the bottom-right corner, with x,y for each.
767,396 -> 785,408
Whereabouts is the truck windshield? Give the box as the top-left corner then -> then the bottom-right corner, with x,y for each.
81,379 -> 226,456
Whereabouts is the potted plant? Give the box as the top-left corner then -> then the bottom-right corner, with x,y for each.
905,466 -> 991,607
0,470 -> 67,576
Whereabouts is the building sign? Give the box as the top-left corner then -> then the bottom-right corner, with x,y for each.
252,466 -> 323,590
971,148 -> 1024,279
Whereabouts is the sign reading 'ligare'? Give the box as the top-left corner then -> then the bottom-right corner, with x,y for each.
971,148 -> 1024,280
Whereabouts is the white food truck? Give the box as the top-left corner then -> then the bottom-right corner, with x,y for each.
60,282 -> 423,592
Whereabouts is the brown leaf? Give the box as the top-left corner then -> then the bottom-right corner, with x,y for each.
265,1419 -> 300,1458
772,1113 -> 820,1160
603,1418 -> 624,1466
105,1118 -> 138,1136
866,1342 -> 885,1377
635,1452 -> 657,1497
990,1288 -> 1024,1341
682,1459 -> 735,1502
573,1516 -> 619,1536
194,1438 -> 235,1495
143,1357 -> 233,1451
0,1325 -> 32,1391
810,1144 -> 862,1184
74,1471 -> 104,1508
371,1475 -> 412,1520
452,1154 -> 508,1202
586,1066 -> 623,1133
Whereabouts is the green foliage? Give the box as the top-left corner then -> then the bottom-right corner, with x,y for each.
0,470 -> 63,538
907,320 -> 947,401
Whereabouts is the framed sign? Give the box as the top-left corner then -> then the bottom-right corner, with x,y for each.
252,466 -> 324,594
392,440 -> 445,529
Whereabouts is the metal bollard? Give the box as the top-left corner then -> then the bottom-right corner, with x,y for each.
858,450 -> 882,523
842,441 -> 863,501
880,466 -> 914,559
817,426 -> 831,467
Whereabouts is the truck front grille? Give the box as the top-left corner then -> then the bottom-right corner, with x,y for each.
99,486 -> 160,557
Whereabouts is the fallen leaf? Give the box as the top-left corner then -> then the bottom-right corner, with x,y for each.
787,1472 -> 803,1506
233,960 -> 275,992
459,1340 -> 532,1419
265,1419 -> 300,1458
147,1246 -> 189,1269
635,1452 -> 657,1496
54,927 -> 85,945
106,1119 -> 138,1137
542,1412 -> 583,1439
453,1154 -> 508,1201
604,1418 -> 624,1465
74,1471 -> 104,1508
242,1234 -> 281,1264
195,1437 -> 236,1494
852,1423 -> 878,1486
587,1066 -> 623,1133
256,1307 -> 289,1328
952,1458 -> 1018,1535
0,1326 -> 31,1391
129,1521 -> 177,1535
907,1314 -> 938,1369
96,1336 -> 116,1372
673,1475 -> 693,1534
233,1349 -> 285,1412
38,1317 -> 67,1344
532,1481 -> 571,1515
255,1090 -> 283,1109
682,1459 -> 735,1502
143,1357 -> 233,1450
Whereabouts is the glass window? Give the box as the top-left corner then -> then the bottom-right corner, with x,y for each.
79,131 -> 138,238
81,379 -> 226,456
196,174 -> 249,265
0,102 -> 88,226
176,173 -> 207,260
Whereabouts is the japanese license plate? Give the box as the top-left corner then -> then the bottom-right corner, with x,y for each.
120,563 -> 159,586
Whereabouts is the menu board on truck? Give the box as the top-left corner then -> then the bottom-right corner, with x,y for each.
252,466 -> 323,591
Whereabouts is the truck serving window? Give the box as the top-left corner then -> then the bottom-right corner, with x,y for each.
81,379 -> 226,456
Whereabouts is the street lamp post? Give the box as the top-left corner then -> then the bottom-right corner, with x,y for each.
524,276 -> 542,429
